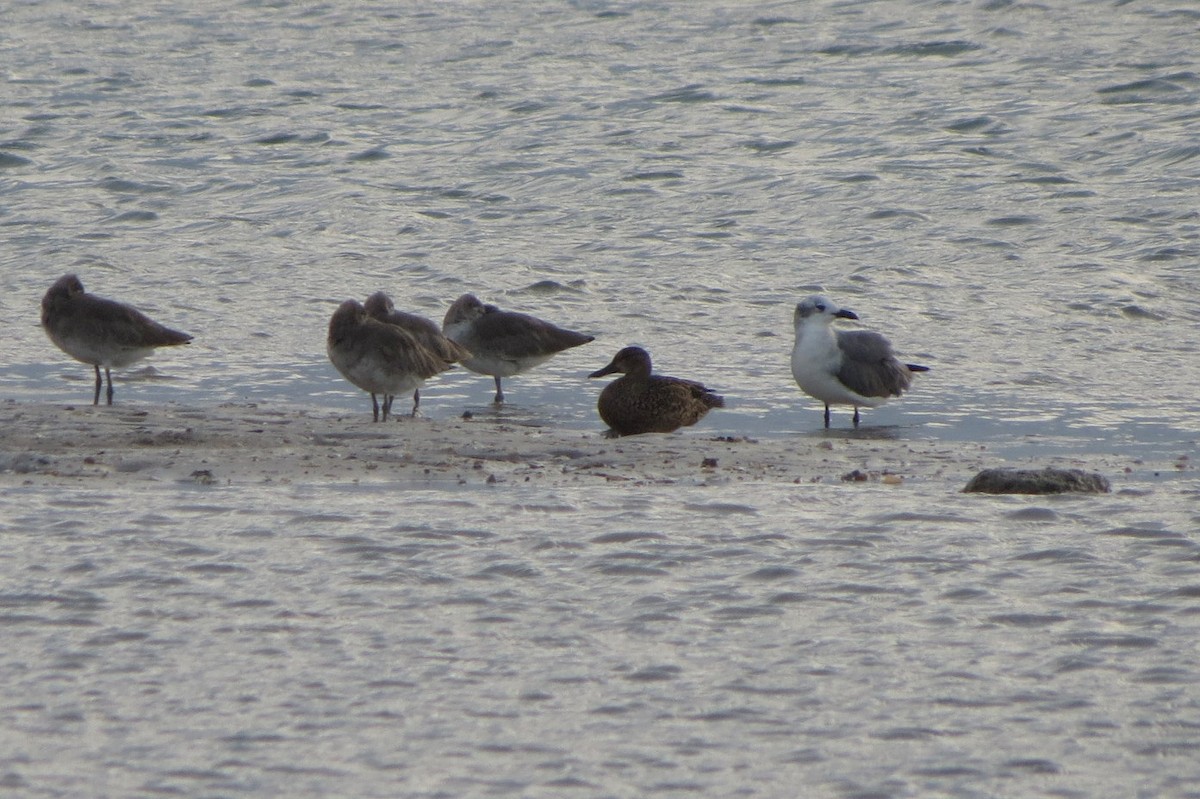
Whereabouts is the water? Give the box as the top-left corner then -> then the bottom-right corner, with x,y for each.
2,1 -> 1200,796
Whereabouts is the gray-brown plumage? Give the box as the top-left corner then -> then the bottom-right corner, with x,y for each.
363,291 -> 470,415
588,346 -> 724,436
40,273 -> 192,405
327,299 -> 456,422
442,293 -> 594,403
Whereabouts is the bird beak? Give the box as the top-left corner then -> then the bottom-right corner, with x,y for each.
835,309 -> 859,320
589,362 -> 618,379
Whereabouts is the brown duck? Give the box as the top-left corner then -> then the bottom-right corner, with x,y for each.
588,346 -> 724,436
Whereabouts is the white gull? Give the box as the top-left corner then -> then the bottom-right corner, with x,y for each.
790,294 -> 929,428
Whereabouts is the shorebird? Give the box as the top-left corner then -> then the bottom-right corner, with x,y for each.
327,299 -> 457,422
588,346 -> 724,436
40,273 -> 192,405
442,293 -> 594,403
790,294 -> 928,428
363,291 -> 470,415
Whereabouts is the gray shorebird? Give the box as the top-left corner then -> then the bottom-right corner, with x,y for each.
442,293 -> 594,403
327,299 -> 457,422
363,291 -> 470,415
790,294 -> 929,429
588,346 -> 724,437
40,273 -> 192,405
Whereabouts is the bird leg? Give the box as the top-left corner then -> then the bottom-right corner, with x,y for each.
853,407 -> 861,428
92,365 -> 103,406
105,367 -> 114,405
382,394 -> 394,422
493,376 -> 505,404
823,404 -> 831,429
411,389 -> 421,417
370,393 -> 380,422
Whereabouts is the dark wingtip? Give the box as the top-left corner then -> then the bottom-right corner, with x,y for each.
907,364 -> 930,372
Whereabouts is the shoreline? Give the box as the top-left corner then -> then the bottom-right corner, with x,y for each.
0,400 -> 1174,492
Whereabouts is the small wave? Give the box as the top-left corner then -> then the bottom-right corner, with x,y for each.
0,152 -> 34,168
1061,633 -> 1158,648
104,210 -> 159,223
885,40 -> 983,58
986,613 -> 1068,627
645,85 -> 717,104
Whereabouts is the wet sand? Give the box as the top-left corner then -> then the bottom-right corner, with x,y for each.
0,400 -> 1171,491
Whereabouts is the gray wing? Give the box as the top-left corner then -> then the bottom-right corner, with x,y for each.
471,309 -> 593,358
386,310 -> 470,362
75,295 -> 192,348
835,330 -> 913,398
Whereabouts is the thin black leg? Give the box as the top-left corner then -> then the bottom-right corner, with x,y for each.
105,368 -> 114,405
853,407 -> 860,428
382,394 -> 393,422
493,376 -> 504,404
92,365 -> 102,405
411,389 -> 421,416
371,393 -> 380,422
823,404 -> 831,428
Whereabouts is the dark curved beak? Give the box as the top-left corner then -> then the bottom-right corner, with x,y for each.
589,362 -> 619,379
835,308 -> 859,320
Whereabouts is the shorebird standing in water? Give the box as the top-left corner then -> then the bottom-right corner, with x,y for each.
790,294 -> 928,428
328,299 -> 459,422
363,291 -> 470,415
442,293 -> 594,403
40,273 -> 193,405
588,346 -> 724,437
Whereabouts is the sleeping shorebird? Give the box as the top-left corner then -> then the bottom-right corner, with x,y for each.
327,299 -> 457,422
41,273 -> 192,405
790,294 -> 928,428
363,291 -> 470,415
442,293 -> 594,403
588,346 -> 724,437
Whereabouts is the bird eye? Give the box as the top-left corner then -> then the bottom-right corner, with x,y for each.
815,303 -> 825,312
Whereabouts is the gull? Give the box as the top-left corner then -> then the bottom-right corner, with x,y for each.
327,299 -> 457,422
790,294 -> 928,428
442,293 -> 594,403
41,273 -> 192,405
363,291 -> 470,415
589,346 -> 724,436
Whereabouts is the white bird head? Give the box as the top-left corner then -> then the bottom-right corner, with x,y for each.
794,294 -> 859,327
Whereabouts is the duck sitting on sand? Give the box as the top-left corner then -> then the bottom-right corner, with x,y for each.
588,346 -> 724,437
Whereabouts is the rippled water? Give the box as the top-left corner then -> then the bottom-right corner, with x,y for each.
3,1 -> 1200,797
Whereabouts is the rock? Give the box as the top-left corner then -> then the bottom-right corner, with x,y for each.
964,467 -> 1111,495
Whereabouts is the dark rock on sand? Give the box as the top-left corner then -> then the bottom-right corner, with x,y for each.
964,467 -> 1111,495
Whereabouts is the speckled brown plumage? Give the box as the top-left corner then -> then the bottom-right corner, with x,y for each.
589,346 -> 724,436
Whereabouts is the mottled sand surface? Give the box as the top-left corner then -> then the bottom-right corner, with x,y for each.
0,401 -> 1171,491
